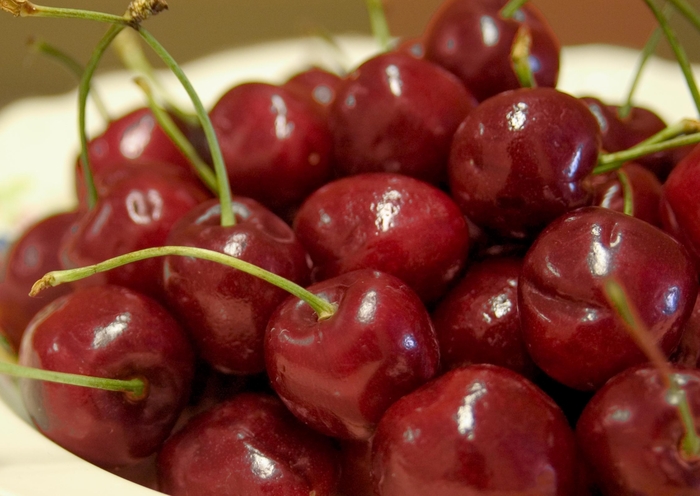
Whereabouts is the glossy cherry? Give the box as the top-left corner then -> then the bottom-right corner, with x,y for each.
293,173 -> 470,303
329,51 -> 477,184
448,87 -> 601,240
163,198 -> 310,375
209,82 -> 333,215
424,0 -> 560,101
18,285 -> 194,468
577,365 -> 700,494
283,67 -> 342,116
661,144 -> 700,272
157,393 -> 340,496
0,210 -> 79,351
60,168 -> 209,302
431,256 -> 537,378
371,364 -> 579,495
519,206 -> 698,391
265,269 -> 440,440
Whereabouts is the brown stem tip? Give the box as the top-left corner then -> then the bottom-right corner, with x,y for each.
127,0 -> 168,23
0,0 -> 32,16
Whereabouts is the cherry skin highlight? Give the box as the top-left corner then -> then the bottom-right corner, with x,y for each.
18,285 -> 195,468
448,87 -> 601,240
265,269 -> 440,440
520,206 -> 698,391
371,364 -> 579,496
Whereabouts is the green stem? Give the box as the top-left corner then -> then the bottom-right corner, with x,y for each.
511,25 -> 536,88
642,0 -> 700,116
617,169 -> 634,216
78,24 -> 126,210
364,0 -> 391,51
133,77 -> 218,193
0,360 -> 146,398
2,1 -> 130,24
500,0 -> 529,18
136,26 -> 234,227
619,5 -> 671,119
667,0 -> 700,32
604,279 -> 700,458
30,38 -> 111,122
32,246 -> 337,320
594,132 -> 700,174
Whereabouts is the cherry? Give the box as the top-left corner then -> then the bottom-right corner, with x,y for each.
209,82 -> 334,216
431,256 -> 537,378
157,393 -> 340,496
371,364 -> 579,495
519,206 -> 698,391
60,167 -> 209,302
18,284 -> 194,468
0,210 -> 79,351
591,162 -> 663,227
423,0 -> 560,101
673,293 -> 700,368
293,172 -> 470,303
265,269 -> 440,440
163,198 -> 311,375
337,439 -> 374,496
661,144 -> 700,272
328,51 -> 477,184
577,365 -> 700,494
449,87 -> 601,240
283,67 -> 342,116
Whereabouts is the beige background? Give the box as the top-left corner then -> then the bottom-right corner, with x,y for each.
0,0 -> 698,110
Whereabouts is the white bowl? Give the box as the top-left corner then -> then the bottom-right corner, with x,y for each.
0,37 -> 698,495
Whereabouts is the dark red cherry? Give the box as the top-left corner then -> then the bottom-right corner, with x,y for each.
283,67 -> 342,115
661,145 -> 700,272
672,293 -> 700,368
329,51 -> 477,184
577,365 -> 700,494
18,285 -> 194,468
265,269 -> 440,440
371,364 -> 579,496
520,207 -> 698,391
424,0 -> 560,101
157,393 -> 340,496
592,162 -> 663,227
60,168 -> 209,302
448,87 -> 601,240
164,198 -> 310,375
293,173 -> 470,303
75,107 -> 198,204
209,82 -> 333,214
0,210 -> 79,351
431,256 -> 537,378
337,439 -> 374,496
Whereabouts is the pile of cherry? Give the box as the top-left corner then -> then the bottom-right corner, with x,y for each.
2,0 -> 700,494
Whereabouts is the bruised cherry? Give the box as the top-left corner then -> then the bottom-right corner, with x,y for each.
18,285 -> 194,468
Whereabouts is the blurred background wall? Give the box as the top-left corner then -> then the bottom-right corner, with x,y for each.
0,0 -> 698,110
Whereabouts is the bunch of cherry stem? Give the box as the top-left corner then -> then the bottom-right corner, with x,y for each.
604,279 -> 700,459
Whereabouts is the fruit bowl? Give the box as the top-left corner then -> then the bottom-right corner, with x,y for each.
0,36 -> 698,495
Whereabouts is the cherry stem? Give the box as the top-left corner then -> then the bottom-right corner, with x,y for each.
604,279 -> 700,458
511,24 -> 536,88
500,0 -> 529,18
135,26 -> 235,227
364,0 -> 392,51
0,0 -> 130,24
79,24 -> 126,210
618,5 -> 672,119
643,0 -> 700,116
29,37 -> 111,122
31,246 -> 337,320
133,77 -> 218,193
667,0 -> 700,33
617,168 -> 634,216
594,130 -> 700,174
0,360 -> 146,399
112,29 -> 197,127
